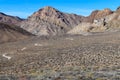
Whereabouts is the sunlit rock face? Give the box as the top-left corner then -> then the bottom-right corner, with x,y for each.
87,8 -> 113,23
68,6 -> 120,34
20,6 -> 120,36
20,6 -> 86,36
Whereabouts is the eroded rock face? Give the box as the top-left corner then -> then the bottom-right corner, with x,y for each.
116,6 -> 120,13
93,7 -> 120,31
68,7 -> 120,34
20,6 -> 86,36
20,6 -> 120,36
0,12 -> 23,26
87,8 -> 113,23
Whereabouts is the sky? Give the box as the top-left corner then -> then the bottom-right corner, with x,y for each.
0,0 -> 120,18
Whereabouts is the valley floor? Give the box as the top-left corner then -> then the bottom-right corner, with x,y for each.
0,31 -> 120,80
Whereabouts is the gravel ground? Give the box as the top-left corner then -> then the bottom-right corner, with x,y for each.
0,31 -> 120,80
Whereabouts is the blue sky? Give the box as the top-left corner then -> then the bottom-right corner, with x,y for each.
0,0 -> 120,18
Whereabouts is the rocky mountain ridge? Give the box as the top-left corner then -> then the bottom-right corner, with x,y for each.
87,8 -> 113,23
20,6 -> 86,36
68,6 -> 120,35
0,6 -> 120,37
20,6 -> 120,36
0,6 -> 120,80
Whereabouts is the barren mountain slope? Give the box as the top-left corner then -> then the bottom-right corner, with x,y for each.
0,23 -> 33,43
87,8 -> 113,23
0,12 -> 23,26
68,7 -> 120,35
21,6 -> 86,36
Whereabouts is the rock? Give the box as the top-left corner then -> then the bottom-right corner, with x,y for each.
67,22 -> 94,35
20,6 -> 86,36
87,8 -> 113,23
116,6 -> 120,13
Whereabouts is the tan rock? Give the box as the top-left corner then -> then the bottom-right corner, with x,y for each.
20,6 -> 86,36
87,8 -> 113,23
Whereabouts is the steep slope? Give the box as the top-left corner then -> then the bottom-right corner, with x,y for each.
87,8 -> 113,23
105,12 -> 120,30
0,23 -> 33,43
0,12 -> 23,26
20,6 -> 120,36
21,6 -> 86,36
116,6 -> 120,13
92,6 -> 120,31
67,7 -> 120,35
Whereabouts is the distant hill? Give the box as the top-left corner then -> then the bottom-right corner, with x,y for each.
68,6 -> 120,35
0,12 -> 24,26
0,23 -> 33,43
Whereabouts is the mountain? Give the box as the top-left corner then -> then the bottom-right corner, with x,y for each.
104,7 -> 120,31
0,23 -> 33,43
89,6 -> 120,31
20,6 -> 86,36
67,7 -> 120,35
0,12 -> 23,26
116,6 -> 120,13
87,8 -> 113,23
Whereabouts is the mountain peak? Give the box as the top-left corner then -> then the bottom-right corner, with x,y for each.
33,6 -> 59,17
21,6 -> 85,36
43,6 -> 55,10
31,6 -> 60,19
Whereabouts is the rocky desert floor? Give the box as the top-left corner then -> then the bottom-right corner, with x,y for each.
0,31 -> 120,80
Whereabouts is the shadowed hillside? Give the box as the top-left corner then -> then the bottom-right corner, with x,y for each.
0,23 -> 33,43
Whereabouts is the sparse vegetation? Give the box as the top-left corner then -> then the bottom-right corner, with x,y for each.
0,5 -> 120,80
0,31 -> 120,80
